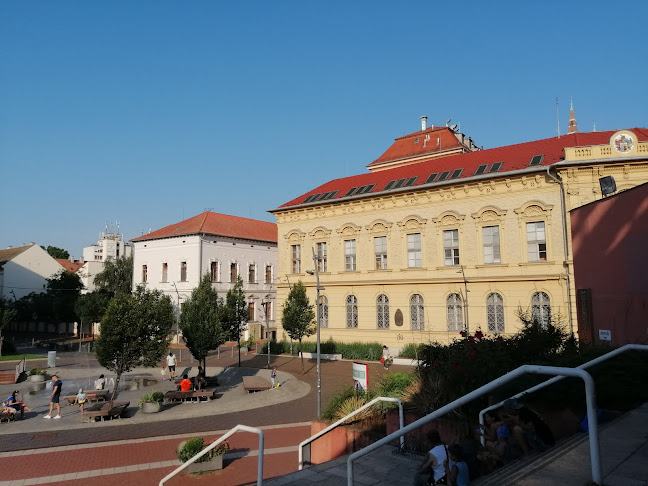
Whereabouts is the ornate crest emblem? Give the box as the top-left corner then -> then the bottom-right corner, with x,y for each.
613,133 -> 634,153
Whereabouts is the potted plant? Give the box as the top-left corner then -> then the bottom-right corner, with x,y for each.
138,391 -> 164,413
28,368 -> 47,383
177,437 -> 230,474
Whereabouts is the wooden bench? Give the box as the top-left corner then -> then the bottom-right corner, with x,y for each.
163,390 -> 215,403
82,401 -> 130,422
242,376 -> 272,393
63,390 -> 110,405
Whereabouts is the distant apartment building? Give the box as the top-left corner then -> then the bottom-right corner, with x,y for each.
131,211 -> 278,341
83,230 -> 133,262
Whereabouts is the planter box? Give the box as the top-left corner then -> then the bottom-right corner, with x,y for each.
29,374 -> 46,383
308,420 -> 379,465
186,454 -> 223,474
300,352 -> 343,361
141,402 -> 160,414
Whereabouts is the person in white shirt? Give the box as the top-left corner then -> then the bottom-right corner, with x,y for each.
166,352 -> 177,381
94,374 -> 106,390
413,430 -> 448,485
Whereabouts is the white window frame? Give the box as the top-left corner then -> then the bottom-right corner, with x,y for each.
248,263 -> 256,284
483,226 -> 501,264
407,233 -> 422,268
531,291 -> 551,327
447,293 -> 463,331
527,221 -> 547,262
444,229 -> 460,266
345,239 -> 356,271
487,293 -> 505,332
376,294 -> 390,329
410,294 -> 424,331
374,236 -> 388,269
316,242 -> 328,273
346,295 -> 358,328
161,262 -> 168,283
291,244 -> 301,274
210,261 -> 219,282
318,295 -> 328,328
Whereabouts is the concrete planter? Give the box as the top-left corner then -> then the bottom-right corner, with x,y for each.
186,454 -> 223,474
29,374 -> 46,383
141,402 -> 161,414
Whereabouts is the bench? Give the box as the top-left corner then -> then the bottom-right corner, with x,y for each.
242,376 -> 272,393
63,390 -> 110,405
163,390 -> 216,403
82,401 -> 130,422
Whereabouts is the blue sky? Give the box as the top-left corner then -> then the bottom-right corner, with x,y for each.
1,1 -> 646,258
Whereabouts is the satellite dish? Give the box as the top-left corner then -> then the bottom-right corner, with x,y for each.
450,124 -> 458,131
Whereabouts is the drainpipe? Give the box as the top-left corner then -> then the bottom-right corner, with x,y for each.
546,166 -> 574,336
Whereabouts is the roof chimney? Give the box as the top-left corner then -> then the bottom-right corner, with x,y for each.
420,116 -> 428,131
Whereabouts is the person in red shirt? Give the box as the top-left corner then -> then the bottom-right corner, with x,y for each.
178,374 -> 192,392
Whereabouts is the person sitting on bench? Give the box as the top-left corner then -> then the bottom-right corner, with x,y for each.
178,374 -> 193,392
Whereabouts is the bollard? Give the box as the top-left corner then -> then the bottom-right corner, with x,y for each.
47,350 -> 56,368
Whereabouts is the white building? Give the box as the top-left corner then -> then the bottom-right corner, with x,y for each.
0,244 -> 63,300
83,230 -> 133,262
56,258 -> 103,294
131,211 -> 278,341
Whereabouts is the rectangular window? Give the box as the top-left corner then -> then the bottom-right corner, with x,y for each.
291,245 -> 301,273
407,233 -> 422,268
248,302 -> 255,322
180,262 -> 187,282
265,265 -> 272,284
483,226 -> 501,264
444,229 -> 460,266
230,262 -> 238,282
248,263 -> 256,283
316,242 -> 328,272
345,239 -> 356,271
527,222 -> 547,261
161,263 -> 168,282
142,265 -> 147,283
374,236 -> 387,269
210,261 -> 218,282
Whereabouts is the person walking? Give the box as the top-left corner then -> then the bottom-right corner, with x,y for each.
44,374 -> 62,419
270,367 -> 277,388
74,388 -> 87,414
166,351 -> 177,381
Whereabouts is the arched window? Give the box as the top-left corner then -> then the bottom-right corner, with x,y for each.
346,295 -> 358,328
377,294 -> 390,329
410,294 -> 424,330
447,293 -> 463,331
318,295 -> 328,328
486,293 -> 505,333
531,292 -> 551,327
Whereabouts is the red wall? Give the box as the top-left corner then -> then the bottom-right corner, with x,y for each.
571,183 -> 648,346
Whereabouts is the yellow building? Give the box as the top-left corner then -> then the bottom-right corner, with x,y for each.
270,121 -> 648,350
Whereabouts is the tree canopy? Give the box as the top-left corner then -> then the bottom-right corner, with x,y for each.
281,281 -> 315,373
221,276 -> 248,367
179,274 -> 226,369
43,245 -> 70,259
75,290 -> 112,329
46,270 -> 84,323
94,256 -> 133,296
95,287 -> 174,400
0,298 -> 17,357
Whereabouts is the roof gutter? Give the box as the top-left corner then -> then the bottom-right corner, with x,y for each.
545,165 -> 574,336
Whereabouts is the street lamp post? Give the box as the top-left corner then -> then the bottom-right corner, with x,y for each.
306,247 -> 325,419
458,265 -> 470,336
261,295 -> 273,368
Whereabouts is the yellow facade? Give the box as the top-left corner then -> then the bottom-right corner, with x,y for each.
272,130 -> 648,350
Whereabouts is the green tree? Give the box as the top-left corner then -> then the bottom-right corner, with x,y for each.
281,281 -> 315,374
43,245 -> 70,259
222,276 -> 248,367
46,270 -> 84,323
96,287 -> 174,401
0,298 -> 18,357
94,256 -> 133,296
179,274 -> 226,369
75,290 -> 111,334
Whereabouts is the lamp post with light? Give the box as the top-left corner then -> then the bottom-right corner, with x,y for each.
306,247 -> 325,419
261,295 -> 273,368
457,265 -> 470,336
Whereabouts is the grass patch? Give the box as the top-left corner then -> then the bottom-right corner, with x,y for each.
0,354 -> 45,362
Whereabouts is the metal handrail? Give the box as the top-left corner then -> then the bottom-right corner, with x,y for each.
298,396 -> 404,470
347,365 -> 603,486
159,424 -> 264,485
478,344 -> 648,446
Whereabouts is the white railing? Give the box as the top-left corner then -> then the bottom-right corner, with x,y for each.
478,344 -> 648,446
159,424 -> 264,486
299,396 -> 404,470
347,366 -> 603,486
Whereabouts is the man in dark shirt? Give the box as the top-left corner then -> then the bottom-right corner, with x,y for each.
45,374 -> 62,419
501,398 -> 554,455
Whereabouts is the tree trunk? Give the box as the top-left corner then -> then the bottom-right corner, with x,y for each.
238,337 -> 241,367
111,371 -> 122,404
0,334 -> 3,357
299,338 -> 304,374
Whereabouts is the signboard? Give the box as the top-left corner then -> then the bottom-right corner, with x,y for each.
352,361 -> 369,391
598,329 -> 612,341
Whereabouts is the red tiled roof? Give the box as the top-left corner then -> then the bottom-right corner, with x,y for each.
132,212 -> 278,243
276,129 -> 648,210
56,259 -> 85,273
0,244 -> 33,264
368,126 -> 470,167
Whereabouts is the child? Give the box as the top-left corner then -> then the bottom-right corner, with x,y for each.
445,444 -> 470,486
270,367 -> 277,388
74,388 -> 87,414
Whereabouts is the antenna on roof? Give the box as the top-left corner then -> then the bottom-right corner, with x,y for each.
445,119 -> 452,127
555,97 -> 560,138
593,121 -> 597,132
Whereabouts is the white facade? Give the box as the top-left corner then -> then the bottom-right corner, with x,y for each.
83,232 -> 133,262
132,235 -> 278,340
78,260 -> 104,294
0,244 -> 63,300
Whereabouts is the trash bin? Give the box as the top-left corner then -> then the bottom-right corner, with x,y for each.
47,350 -> 56,368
